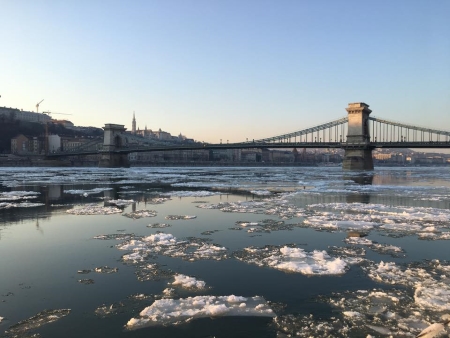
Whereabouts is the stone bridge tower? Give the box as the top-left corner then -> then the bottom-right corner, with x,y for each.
98,124 -> 130,168
342,102 -> 374,170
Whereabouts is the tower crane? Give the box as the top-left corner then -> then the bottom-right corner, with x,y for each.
36,99 -> 44,113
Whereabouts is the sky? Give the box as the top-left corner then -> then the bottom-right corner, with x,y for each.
1,0 -> 449,143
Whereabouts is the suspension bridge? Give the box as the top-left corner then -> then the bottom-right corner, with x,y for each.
47,102 -> 450,170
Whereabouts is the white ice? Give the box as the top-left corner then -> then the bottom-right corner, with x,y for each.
64,187 -> 113,195
171,274 -> 206,290
161,190 -> 220,197
0,202 -> 44,209
66,204 -> 122,215
237,245 -> 347,275
126,295 -> 274,329
0,190 -> 39,201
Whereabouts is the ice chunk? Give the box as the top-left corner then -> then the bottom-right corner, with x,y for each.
165,215 -> 197,220
64,187 -> 112,195
171,274 -> 206,290
66,203 -> 122,215
0,202 -> 44,209
234,245 -> 347,275
106,199 -> 134,206
0,190 -> 39,201
5,309 -> 70,336
161,191 -> 220,197
126,295 -> 274,329
123,210 -> 157,219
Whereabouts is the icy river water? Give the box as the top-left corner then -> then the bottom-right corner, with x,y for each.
0,166 -> 450,338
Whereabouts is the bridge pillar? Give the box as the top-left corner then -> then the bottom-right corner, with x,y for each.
342,102 -> 374,170
98,124 -> 130,168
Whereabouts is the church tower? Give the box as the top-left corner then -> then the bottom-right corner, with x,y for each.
132,112 -> 136,134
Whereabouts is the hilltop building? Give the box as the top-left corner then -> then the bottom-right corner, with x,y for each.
0,106 -> 51,124
130,113 -> 194,143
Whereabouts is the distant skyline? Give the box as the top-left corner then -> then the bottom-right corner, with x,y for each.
1,0 -> 449,143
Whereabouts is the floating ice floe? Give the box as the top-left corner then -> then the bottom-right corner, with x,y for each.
327,246 -> 366,265
0,316 -> 4,322
5,309 -> 70,336
250,190 -> 272,196
147,223 -> 171,228
78,279 -> 95,284
234,245 -> 347,275
197,194 -> 306,220
273,314 -> 349,337
0,190 -> 39,201
363,260 -> 450,312
93,233 -> 134,240
126,295 -> 274,329
0,201 -> 44,209
309,202 -> 450,224
171,274 -> 206,290
161,190 -> 220,197
66,203 -> 122,215
344,237 -> 405,257
94,266 -> 118,274
64,187 -> 113,196
165,215 -> 197,220
123,210 -> 157,219
323,288 -> 436,337
116,233 -> 228,265
303,217 -> 377,231
106,199 -> 135,206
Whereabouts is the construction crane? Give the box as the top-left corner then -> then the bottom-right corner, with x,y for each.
36,99 -> 44,113
43,111 -> 72,116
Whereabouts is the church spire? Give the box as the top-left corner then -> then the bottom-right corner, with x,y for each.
132,111 -> 136,134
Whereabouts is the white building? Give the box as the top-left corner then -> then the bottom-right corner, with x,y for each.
48,134 -> 61,152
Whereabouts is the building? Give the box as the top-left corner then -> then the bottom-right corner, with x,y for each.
0,106 -> 52,124
48,135 -> 61,153
61,137 -> 91,152
11,134 -> 44,154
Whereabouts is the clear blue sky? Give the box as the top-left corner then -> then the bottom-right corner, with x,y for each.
1,0 -> 449,143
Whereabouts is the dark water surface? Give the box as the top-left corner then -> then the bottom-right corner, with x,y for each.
1,167 -> 449,337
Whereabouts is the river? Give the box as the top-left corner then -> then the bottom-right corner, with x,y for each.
0,166 -> 449,337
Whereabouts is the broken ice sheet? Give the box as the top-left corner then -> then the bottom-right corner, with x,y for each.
5,309 -> 70,336
64,187 -> 112,196
250,190 -> 272,196
0,202 -> 44,209
122,209 -> 157,219
0,191 -> 39,201
303,217 -> 377,232
78,278 -> 95,285
327,246 -> 366,265
344,237 -> 406,257
125,295 -> 274,329
117,233 -> 228,262
165,215 -> 197,220
324,288 -> 450,337
106,199 -> 134,206
309,202 -> 450,227
363,259 -> 450,312
273,314 -> 350,337
197,196 -> 305,220
234,245 -> 348,275
66,203 -> 122,215
93,233 -> 134,241
94,266 -> 118,274
170,274 -> 206,290
161,190 -> 220,197
147,223 -> 171,228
